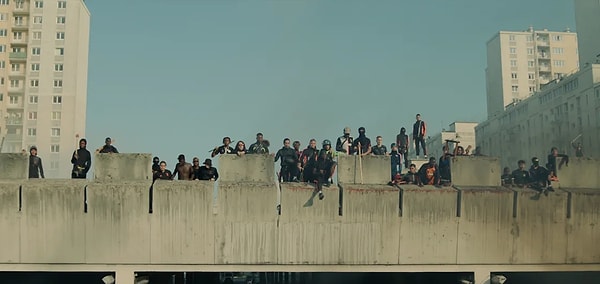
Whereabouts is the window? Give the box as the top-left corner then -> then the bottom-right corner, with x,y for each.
0,61 -> 4,69
51,128 -> 60,137
526,35 -> 533,42
528,61 -> 535,67
53,80 -> 62,88
509,35 -> 516,41
552,47 -> 564,54
28,112 -> 37,120
0,0 -> 9,5
13,31 -> 22,40
31,63 -> 40,71
552,35 -> 562,41
33,16 -> 42,24
554,60 -> 565,67
529,86 -> 536,92
56,16 -> 65,24
56,32 -> 65,40
32,32 -> 42,40
510,47 -> 517,54
29,95 -> 38,104
10,79 -> 20,87
15,0 -> 23,8
51,145 -> 60,153
527,48 -> 534,55
0,77 -> 4,85
51,111 -> 61,120
27,128 -> 37,137
0,45 -> 5,52
50,161 -> 59,169
58,1 -> 66,8
55,48 -> 64,56
0,29 -> 7,37
14,16 -> 23,25
511,73 -> 518,79
528,73 -> 535,80
54,63 -> 63,71
512,86 -> 518,92
11,63 -> 20,71
0,13 -> 5,21
34,1 -> 43,8
52,95 -> 62,104
32,47 -> 41,55
510,60 -> 517,67
9,95 -> 18,104
30,79 -> 39,87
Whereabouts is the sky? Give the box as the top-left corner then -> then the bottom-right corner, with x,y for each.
84,0 -> 576,166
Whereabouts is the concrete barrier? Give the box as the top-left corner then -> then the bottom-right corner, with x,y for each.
85,181 -> 152,264
340,184 -> 400,264
215,181 -> 278,264
337,155 -> 390,185
20,180 -> 87,263
456,187 -> 514,264
150,181 -> 215,264
94,153 -> 152,181
0,153 -> 27,179
398,185 -> 459,264
565,189 -> 600,263
556,158 -> 600,189
511,188 -> 568,264
451,156 -> 501,187
218,154 -> 275,183
278,183 -> 341,264
0,181 -> 20,263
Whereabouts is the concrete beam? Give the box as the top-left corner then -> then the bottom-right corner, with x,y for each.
337,155 -> 390,185
0,153 -> 28,179
556,158 -> 600,189
451,156 -> 501,187
93,153 -> 152,181
218,154 -> 275,183
0,181 -> 20,263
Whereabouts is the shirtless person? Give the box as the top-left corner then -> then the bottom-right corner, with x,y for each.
172,154 -> 193,180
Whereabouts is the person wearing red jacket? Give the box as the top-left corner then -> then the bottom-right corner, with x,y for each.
412,113 -> 427,158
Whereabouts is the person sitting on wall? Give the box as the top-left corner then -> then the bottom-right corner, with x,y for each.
546,147 -> 569,177
511,160 -> 531,187
529,157 -> 553,192
402,164 -> 420,185
417,157 -> 440,187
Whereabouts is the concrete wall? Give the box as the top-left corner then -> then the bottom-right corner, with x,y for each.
337,155 -> 390,184
451,156 -> 501,187
556,158 -> 600,189
218,154 -> 275,183
93,153 -> 152,181
566,189 -> 600,263
0,181 -> 20,263
0,153 -> 27,179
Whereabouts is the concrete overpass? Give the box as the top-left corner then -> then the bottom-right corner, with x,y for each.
0,153 -> 598,284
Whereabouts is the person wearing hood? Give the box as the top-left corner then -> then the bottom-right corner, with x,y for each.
396,127 -> 410,168
151,156 -> 160,174
352,127 -> 371,156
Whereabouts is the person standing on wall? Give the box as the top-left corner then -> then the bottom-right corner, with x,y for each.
71,138 -> 91,179
28,146 -> 44,179
412,114 -> 427,159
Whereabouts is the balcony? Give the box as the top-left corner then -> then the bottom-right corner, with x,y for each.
4,133 -> 23,142
9,52 -> 27,61
12,23 -> 29,31
5,118 -> 23,126
539,66 -> 551,73
536,40 -> 549,46
13,7 -> 30,15
7,102 -> 24,110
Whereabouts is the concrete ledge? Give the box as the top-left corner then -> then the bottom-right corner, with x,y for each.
337,155 -> 390,185
556,158 -> 600,189
0,181 -> 21,263
94,153 -> 152,181
564,188 -> 600,263
218,154 -> 275,183
0,153 -> 28,179
451,156 -> 501,187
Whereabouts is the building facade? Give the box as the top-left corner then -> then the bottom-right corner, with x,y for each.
0,0 -> 89,178
574,0 -> 600,66
486,28 -> 578,118
476,64 -> 600,169
426,122 -> 477,161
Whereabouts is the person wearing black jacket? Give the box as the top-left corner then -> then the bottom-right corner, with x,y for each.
352,127 -> 371,155
546,147 -> 568,177
301,139 -> 319,182
412,114 -> 427,158
512,160 -> 530,187
211,137 -> 234,157
98,137 -> 119,153
71,138 -> 91,179
274,138 -> 299,182
396,127 -> 410,168
197,159 -> 219,181
530,157 -> 552,191
152,156 -> 160,174
29,146 -> 44,179
335,127 -> 354,154
417,157 -> 440,186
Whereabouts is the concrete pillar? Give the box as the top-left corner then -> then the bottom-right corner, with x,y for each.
474,269 -> 491,284
114,267 -> 135,284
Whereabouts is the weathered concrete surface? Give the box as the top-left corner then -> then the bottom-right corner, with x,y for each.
20,180 -> 87,263
456,187 -> 514,264
278,183 -> 341,264
398,185 -> 459,264
512,188 -> 568,264
337,155 -> 390,185
94,153 -> 152,181
565,189 -> 600,263
85,181 -> 152,264
218,154 -> 275,183
215,181 -> 278,264
556,158 -> 600,189
0,153 -> 28,179
0,181 -> 20,263
451,156 -> 501,187
340,184 -> 400,264
150,181 -> 215,264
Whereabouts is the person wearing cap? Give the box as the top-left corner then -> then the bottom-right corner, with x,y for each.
396,127 -> 410,168
99,137 -> 119,153
153,161 -> 173,181
352,127 -> 372,156
512,160 -> 531,187
71,138 -> 91,179
28,146 -> 44,179
172,154 -> 193,180
274,138 -> 300,182
248,133 -> 270,154
211,137 -> 234,158
412,114 -> 427,159
197,158 -> 219,181
336,127 -> 355,155
372,136 -> 387,156
529,157 -> 553,192
417,156 -> 440,186
151,156 -> 161,174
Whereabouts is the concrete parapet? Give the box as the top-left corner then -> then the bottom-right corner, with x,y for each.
150,181 -> 215,264
398,185 -> 459,264
0,153 -> 27,179
337,155 -> 390,184
340,184 -> 400,264
511,188 -> 568,264
456,187 -> 514,264
0,181 -> 21,263
215,181 -> 278,264
94,153 -> 152,181
20,180 -> 87,263
565,189 -> 600,263
556,158 -> 600,189
278,183 -> 341,264
218,154 -> 275,183
451,156 -> 501,187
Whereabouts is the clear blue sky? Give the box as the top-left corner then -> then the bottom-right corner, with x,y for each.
84,0 -> 575,165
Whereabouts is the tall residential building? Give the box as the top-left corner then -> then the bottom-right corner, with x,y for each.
425,122 -> 477,162
0,0 -> 89,178
574,0 -> 600,66
485,28 -> 578,118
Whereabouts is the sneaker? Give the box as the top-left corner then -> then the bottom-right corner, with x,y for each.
318,191 -> 324,200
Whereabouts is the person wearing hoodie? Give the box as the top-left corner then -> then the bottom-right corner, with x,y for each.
352,127 -> 372,156
396,127 -> 410,168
